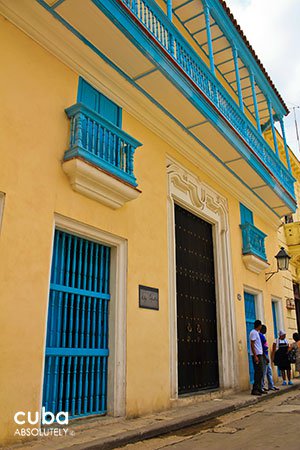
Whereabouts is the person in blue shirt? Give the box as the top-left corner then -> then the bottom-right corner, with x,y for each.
260,325 -> 279,391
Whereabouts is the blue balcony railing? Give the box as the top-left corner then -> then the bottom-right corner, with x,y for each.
64,103 -> 141,186
240,223 -> 267,261
121,0 -> 294,197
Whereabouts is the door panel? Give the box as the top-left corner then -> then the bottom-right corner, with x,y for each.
43,230 -> 110,418
244,292 -> 256,385
175,204 -> 219,394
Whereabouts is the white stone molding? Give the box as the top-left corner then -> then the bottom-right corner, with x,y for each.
62,158 -> 140,209
0,192 -> 5,234
167,160 -> 238,399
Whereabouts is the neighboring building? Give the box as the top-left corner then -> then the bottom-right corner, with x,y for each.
264,128 -> 300,342
0,0 -> 298,445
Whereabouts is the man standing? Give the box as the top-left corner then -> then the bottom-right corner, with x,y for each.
260,324 -> 279,391
249,319 -> 266,396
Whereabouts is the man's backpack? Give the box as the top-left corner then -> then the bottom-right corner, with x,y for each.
288,346 -> 297,364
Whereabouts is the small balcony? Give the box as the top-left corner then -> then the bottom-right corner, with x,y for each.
240,223 -> 269,273
62,103 -> 142,208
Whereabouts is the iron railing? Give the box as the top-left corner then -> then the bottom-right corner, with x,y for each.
240,222 -> 267,261
121,0 -> 294,197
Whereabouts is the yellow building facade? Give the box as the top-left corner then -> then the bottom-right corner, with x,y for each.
0,0 -> 298,445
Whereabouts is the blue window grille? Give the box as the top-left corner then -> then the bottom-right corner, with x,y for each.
43,230 -> 110,418
244,292 -> 256,385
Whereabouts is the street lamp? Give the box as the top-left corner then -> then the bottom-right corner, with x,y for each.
266,247 -> 291,281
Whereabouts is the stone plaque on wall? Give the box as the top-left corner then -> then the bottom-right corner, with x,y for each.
139,285 -> 159,310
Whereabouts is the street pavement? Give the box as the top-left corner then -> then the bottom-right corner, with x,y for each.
121,389 -> 300,450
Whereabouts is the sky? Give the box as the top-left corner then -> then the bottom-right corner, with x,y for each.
225,0 -> 300,158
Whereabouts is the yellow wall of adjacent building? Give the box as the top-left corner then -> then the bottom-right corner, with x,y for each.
0,15 -> 291,445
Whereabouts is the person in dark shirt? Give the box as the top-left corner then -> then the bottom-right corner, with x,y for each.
260,325 -> 279,391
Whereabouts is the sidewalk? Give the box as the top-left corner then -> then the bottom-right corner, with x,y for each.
7,381 -> 300,450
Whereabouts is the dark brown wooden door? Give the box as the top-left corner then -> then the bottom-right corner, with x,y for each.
175,204 -> 219,394
293,283 -> 300,333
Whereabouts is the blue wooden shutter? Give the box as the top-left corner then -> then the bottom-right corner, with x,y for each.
240,203 -> 254,225
78,78 -> 122,127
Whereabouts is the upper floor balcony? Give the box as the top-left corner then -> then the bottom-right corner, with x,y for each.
62,103 -> 142,208
1,0 -> 296,215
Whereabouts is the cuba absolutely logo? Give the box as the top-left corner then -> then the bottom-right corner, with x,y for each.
14,408 -> 71,437
14,408 -> 68,425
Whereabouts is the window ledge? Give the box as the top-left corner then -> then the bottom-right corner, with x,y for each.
242,254 -> 269,274
62,157 -> 141,209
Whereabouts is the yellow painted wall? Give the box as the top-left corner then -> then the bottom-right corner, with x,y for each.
0,15 -> 291,445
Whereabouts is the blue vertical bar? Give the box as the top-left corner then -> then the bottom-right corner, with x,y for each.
203,1 -> 215,76
97,124 -> 101,157
87,241 -> 94,348
51,356 -> 59,414
98,246 -> 104,349
101,356 -> 107,412
107,131 -> 112,164
65,356 -> 72,412
249,71 -> 261,133
95,357 -> 101,412
84,357 -> 90,414
86,117 -> 90,151
71,356 -> 78,416
49,231 -> 59,347
68,235 -> 76,348
77,356 -> 84,415
167,0 -> 172,20
74,238 -> 83,349
232,46 -> 244,112
58,357 -> 66,411
81,241 -> 89,347
56,232 -> 66,348
90,356 -> 96,412
44,356 -> 52,411
268,99 -> 279,157
91,120 -> 95,154
280,117 -> 292,172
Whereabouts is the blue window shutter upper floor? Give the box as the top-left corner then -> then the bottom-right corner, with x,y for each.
240,203 -> 253,225
78,78 -> 122,127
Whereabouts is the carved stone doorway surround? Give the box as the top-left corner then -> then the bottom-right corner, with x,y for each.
167,161 -> 238,398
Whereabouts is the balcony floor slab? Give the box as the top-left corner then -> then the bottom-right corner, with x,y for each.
62,157 -> 141,209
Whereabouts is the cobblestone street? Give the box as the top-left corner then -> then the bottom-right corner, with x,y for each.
122,389 -> 300,450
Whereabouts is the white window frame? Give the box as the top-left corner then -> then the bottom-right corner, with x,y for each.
243,285 -> 265,323
271,296 -> 284,338
40,213 -> 127,417
0,192 -> 5,233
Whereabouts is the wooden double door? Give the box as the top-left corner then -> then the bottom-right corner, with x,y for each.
175,205 -> 219,395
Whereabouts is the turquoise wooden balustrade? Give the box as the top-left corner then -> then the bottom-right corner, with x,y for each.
240,223 -> 267,261
64,103 -> 142,187
43,230 -> 110,418
122,0 -> 294,197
